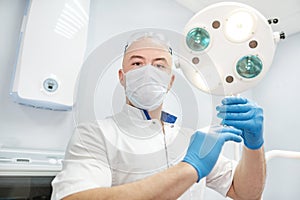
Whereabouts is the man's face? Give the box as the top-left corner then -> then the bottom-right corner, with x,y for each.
119,37 -> 174,88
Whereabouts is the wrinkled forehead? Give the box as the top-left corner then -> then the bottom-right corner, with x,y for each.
124,37 -> 172,55
122,37 -> 173,67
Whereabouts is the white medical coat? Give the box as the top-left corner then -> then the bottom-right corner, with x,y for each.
51,104 -> 237,199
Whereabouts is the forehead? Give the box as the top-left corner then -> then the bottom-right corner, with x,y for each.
125,37 -> 170,52
123,37 -> 172,63
124,48 -> 171,61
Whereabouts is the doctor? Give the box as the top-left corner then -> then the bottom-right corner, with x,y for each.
51,33 -> 266,200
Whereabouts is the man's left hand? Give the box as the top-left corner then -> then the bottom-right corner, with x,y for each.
216,96 -> 264,150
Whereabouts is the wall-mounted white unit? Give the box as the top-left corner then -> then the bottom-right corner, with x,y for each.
10,0 -> 90,111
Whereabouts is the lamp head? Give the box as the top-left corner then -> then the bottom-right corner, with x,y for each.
177,2 -> 283,95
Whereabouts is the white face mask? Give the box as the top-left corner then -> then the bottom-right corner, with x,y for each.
124,64 -> 171,111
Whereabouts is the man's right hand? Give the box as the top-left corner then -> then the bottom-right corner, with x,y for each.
183,126 -> 242,182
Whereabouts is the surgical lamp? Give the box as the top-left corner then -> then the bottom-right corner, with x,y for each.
176,2 -> 285,96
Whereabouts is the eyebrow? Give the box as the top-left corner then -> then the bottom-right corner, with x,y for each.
128,55 -> 171,67
129,55 -> 145,61
153,57 -> 170,65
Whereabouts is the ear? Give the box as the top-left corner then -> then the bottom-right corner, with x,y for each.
168,74 -> 175,91
118,69 -> 125,87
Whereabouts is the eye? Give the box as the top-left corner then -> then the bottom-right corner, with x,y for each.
154,64 -> 166,69
153,63 -> 172,74
132,62 -> 143,66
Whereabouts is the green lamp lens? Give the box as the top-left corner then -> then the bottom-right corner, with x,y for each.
236,55 -> 263,78
186,28 -> 210,51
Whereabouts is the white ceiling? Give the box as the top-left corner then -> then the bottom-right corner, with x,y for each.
176,0 -> 300,37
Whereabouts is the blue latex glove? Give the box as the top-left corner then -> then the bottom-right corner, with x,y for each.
183,126 -> 242,182
216,96 -> 264,150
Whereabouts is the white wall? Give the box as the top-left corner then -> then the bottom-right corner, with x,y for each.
0,1 -> 74,152
85,0 -> 193,56
253,33 -> 300,199
0,0 -> 299,199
